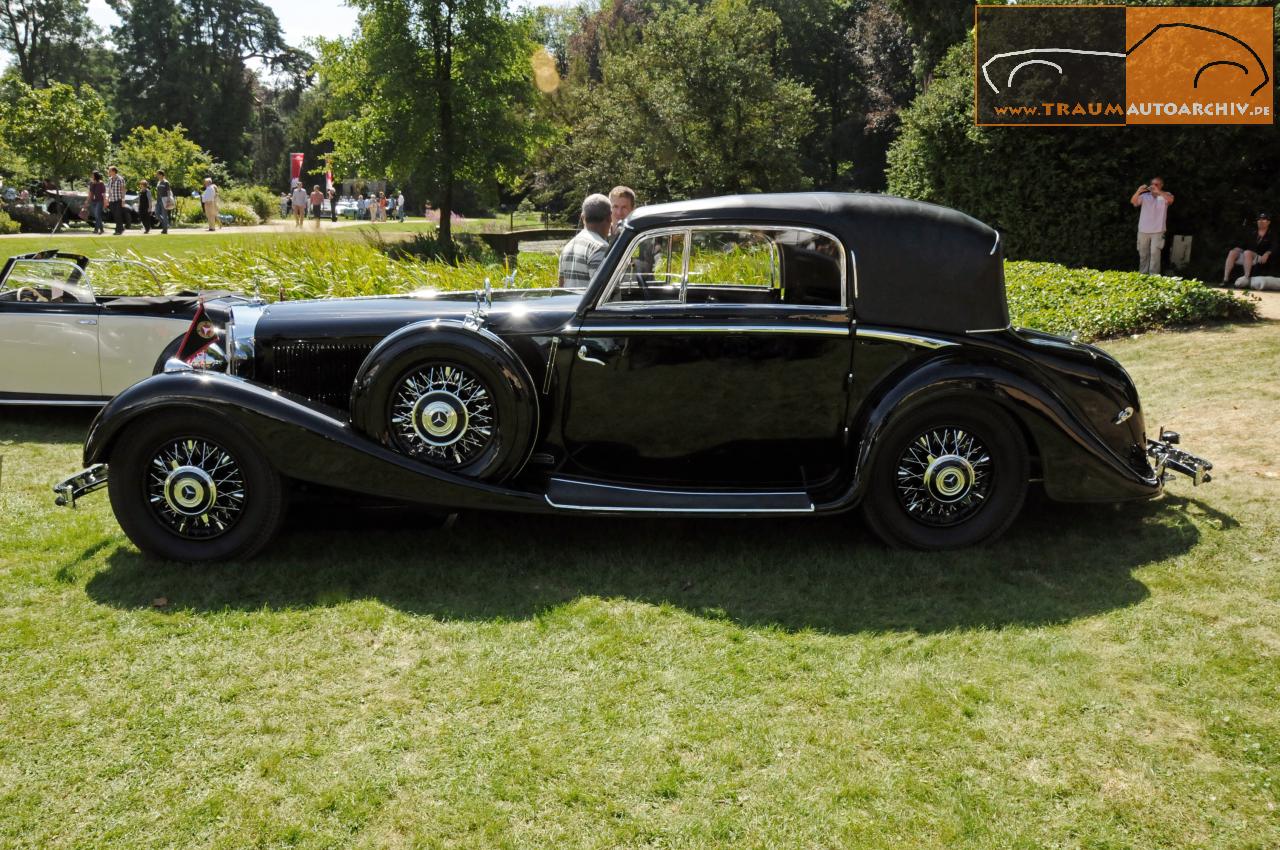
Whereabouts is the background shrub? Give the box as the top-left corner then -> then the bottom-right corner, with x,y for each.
222,185 -> 277,221
887,41 -> 1280,281
0,209 -> 20,234
177,199 -> 259,226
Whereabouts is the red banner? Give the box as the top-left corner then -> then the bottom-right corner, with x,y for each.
289,153 -> 304,182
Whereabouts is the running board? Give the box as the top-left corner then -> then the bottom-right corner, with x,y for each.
545,477 -> 814,513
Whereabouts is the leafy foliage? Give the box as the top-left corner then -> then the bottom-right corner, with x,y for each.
0,81 -> 109,180
0,0 -> 109,88
887,36 -> 1280,279
0,208 -> 21,233
113,125 -> 214,192
534,0 -> 815,210
1006,261 -> 1256,340
175,199 -> 260,226
221,184 -> 279,221
317,0 -> 540,248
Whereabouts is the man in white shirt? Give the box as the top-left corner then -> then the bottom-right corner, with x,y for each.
1129,176 -> 1174,275
396,191 -> 406,222
291,183 -> 308,228
558,194 -> 612,288
201,177 -> 220,231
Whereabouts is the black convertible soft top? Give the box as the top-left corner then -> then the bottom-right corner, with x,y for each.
100,290 -> 237,314
626,192 -> 1008,334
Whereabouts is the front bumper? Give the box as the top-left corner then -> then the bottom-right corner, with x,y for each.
1147,431 -> 1212,486
53,463 -> 108,507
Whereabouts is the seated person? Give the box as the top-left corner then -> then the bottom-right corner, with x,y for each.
1223,212 -> 1274,287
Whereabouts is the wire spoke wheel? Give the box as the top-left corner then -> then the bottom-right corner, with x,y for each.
895,426 -> 994,528
146,437 -> 246,539
388,363 -> 496,467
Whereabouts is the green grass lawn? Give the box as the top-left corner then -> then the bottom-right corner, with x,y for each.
1,318 -> 1277,848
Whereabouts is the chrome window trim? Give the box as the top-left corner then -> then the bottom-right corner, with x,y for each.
854,328 -> 957,349
579,323 -> 851,337
596,224 -> 849,311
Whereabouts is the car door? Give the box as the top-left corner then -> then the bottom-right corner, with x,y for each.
0,258 -> 103,399
560,225 -> 853,488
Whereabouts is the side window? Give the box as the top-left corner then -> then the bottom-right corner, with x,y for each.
774,229 -> 844,308
0,260 -> 94,304
601,231 -> 685,305
686,229 -> 777,304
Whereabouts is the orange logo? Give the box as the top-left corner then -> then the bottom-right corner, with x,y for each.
976,5 -> 1273,126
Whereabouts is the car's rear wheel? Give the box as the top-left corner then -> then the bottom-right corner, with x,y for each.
861,401 -> 1028,549
108,411 -> 285,562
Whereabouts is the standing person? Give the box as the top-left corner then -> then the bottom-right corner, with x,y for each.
1222,212 -> 1274,287
329,188 -> 338,222
396,189 -> 406,222
1130,176 -> 1174,275
558,193 -> 612,288
378,191 -> 387,222
280,192 -> 290,219
87,171 -> 106,234
310,185 -> 324,229
291,182 -> 307,228
356,193 -> 367,221
136,179 -> 152,234
106,166 -> 127,235
154,170 -> 173,234
608,185 -> 636,241
201,177 -> 220,231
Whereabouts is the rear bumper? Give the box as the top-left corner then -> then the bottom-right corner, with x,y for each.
53,463 -> 108,507
1147,433 -> 1213,486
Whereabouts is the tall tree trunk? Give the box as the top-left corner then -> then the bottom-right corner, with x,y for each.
436,2 -> 455,259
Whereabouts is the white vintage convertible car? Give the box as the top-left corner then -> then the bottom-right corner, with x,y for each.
0,250 -> 244,405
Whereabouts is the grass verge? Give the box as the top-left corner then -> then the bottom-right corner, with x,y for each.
1,318 -> 1278,848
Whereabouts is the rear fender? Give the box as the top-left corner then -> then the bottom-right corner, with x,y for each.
84,371 -> 551,514
833,359 -> 1159,510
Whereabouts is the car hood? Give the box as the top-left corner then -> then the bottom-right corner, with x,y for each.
253,287 -> 583,341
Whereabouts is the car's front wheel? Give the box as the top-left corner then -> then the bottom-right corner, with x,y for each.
861,401 -> 1028,549
108,411 -> 285,562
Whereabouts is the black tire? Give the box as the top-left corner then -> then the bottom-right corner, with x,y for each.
108,411 -> 286,562
861,400 -> 1028,549
352,333 -> 536,481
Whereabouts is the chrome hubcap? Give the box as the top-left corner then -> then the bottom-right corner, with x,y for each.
896,427 -> 992,526
147,438 -> 245,539
390,364 -> 494,466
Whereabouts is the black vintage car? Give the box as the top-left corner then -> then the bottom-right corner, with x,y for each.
54,193 -> 1210,561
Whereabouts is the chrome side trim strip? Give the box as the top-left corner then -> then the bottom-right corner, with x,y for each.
990,231 -> 1001,256
579,323 -> 851,336
966,326 -> 1012,334
545,495 -> 816,514
854,329 -> 957,349
0,398 -> 106,406
552,478 -> 807,497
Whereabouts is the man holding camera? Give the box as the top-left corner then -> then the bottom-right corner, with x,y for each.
1130,176 -> 1174,275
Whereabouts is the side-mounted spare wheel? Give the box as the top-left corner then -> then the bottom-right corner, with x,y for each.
108,410 -> 286,562
349,325 -> 538,482
861,400 -> 1029,550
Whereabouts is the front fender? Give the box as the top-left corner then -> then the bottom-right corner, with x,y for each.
828,358 -> 1160,511
84,370 -> 551,513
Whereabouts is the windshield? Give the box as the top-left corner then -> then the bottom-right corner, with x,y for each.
0,258 -> 94,303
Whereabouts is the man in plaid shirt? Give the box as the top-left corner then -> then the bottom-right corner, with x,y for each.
106,166 -> 127,235
558,194 -> 612,289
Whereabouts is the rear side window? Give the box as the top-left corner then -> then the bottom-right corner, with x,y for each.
599,226 -> 844,308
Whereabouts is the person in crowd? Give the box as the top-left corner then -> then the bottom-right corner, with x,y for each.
396,190 -> 406,222
201,177 -> 220,231
136,178 -> 152,234
154,170 -> 173,234
1223,212 -> 1274,287
377,191 -> 388,222
608,185 -> 636,241
17,188 -> 30,204
1130,176 -> 1174,275
558,193 -> 612,288
291,182 -> 308,228
106,165 -> 127,235
310,185 -> 324,229
87,171 -> 106,234
357,193 -> 367,220
280,192 -> 290,219
329,188 -> 338,222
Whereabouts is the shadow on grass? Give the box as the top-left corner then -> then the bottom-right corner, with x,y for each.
82,490 -> 1227,635
0,408 -> 96,445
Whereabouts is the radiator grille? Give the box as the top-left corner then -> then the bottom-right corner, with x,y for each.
267,341 -> 374,411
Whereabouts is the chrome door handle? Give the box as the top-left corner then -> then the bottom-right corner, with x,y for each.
77,318 -> 98,325
577,345 -> 606,366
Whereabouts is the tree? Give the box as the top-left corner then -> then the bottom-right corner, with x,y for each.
109,0 -> 310,167
317,0 -> 540,249
0,0 -> 103,87
0,81 -> 109,181
534,0 -> 814,209
114,124 -> 213,191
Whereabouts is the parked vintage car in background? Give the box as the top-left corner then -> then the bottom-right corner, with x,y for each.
53,193 -> 1212,561
0,251 -> 243,405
